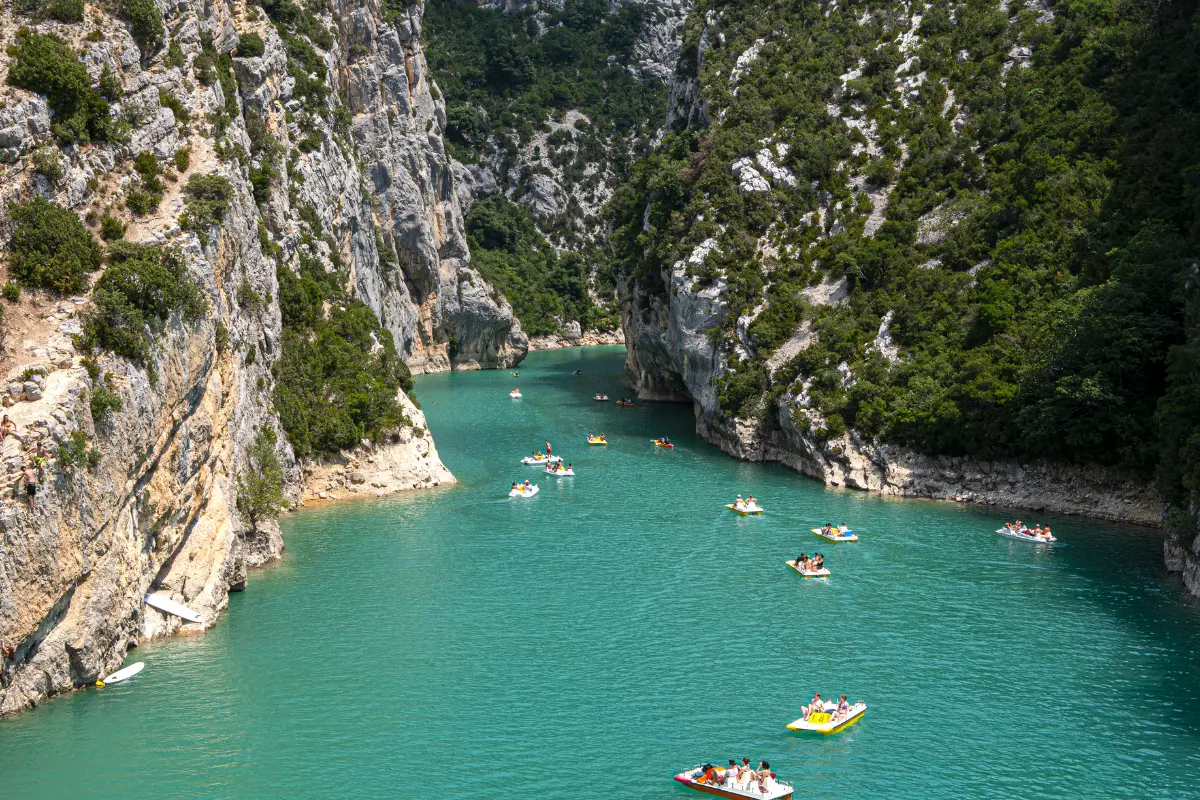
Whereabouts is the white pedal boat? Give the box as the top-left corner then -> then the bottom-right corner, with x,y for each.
726,503 -> 763,516
521,455 -> 562,466
509,485 -> 539,498
786,559 -> 830,578
786,701 -> 867,734
673,766 -> 793,799
995,527 -> 1057,543
545,466 -> 575,476
811,527 -> 858,543
510,389 -> 522,398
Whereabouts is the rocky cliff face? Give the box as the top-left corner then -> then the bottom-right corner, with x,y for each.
0,0 -> 490,716
617,0 -> 1165,528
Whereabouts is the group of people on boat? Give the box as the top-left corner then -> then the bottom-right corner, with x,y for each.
794,552 -> 824,571
691,758 -> 777,794
799,692 -> 852,722
732,494 -> 759,510
1003,519 -> 1053,540
510,480 -> 534,493
592,392 -> 609,401
547,461 -> 573,473
528,449 -> 549,461
587,432 -> 607,443
818,522 -> 850,537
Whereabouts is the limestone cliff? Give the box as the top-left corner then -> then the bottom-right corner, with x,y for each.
0,0 -> 496,716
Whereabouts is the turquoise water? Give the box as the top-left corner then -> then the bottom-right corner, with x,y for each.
3,346 -> 1200,798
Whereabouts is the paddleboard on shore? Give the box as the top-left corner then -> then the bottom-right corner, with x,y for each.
98,661 -> 144,686
145,593 -> 203,624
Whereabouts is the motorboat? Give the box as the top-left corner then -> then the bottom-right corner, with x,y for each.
786,559 -> 830,578
545,466 -> 575,476
587,435 -> 608,445
812,527 -> 858,543
509,485 -> 539,498
652,438 -> 674,448
510,389 -> 522,398
995,527 -> 1057,543
673,765 -> 793,799
726,502 -> 763,516
520,454 -> 562,465
786,701 -> 867,735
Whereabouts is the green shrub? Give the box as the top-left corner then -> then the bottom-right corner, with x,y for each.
215,321 -> 230,353
100,215 -> 126,241
7,196 -> 101,294
89,380 -> 124,422
56,430 -> 99,473
98,64 -> 123,101
2,281 -> 21,302
180,174 -> 234,235
7,32 -> 114,144
48,0 -> 83,22
32,146 -> 64,185
81,242 -> 208,365
166,39 -> 185,68
236,428 -> 286,530
173,146 -> 191,172
158,89 -> 188,124
238,31 -> 266,58
121,0 -> 165,56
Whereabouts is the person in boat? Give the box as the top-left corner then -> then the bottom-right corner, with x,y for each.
599,432 -> 606,441
718,759 -> 738,787
693,764 -> 720,785
511,483 -> 518,491
802,691 -> 823,720
734,494 -> 745,510
755,761 -> 773,794
835,694 -> 850,719
821,522 -> 833,536
837,522 -> 849,534
737,758 -> 753,789
813,553 -> 824,570
1014,519 -> 1024,533
747,495 -> 757,507
1042,525 -> 1053,539
662,436 -> 671,445
565,463 -> 573,472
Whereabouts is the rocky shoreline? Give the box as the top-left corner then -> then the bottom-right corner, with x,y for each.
526,326 -> 625,352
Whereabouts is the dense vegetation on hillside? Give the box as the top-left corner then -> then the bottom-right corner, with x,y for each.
424,0 -> 665,334
610,0 -> 1200,510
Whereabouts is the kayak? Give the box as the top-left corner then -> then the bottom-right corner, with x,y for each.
617,400 -> 634,407
726,503 -> 763,516
786,559 -> 830,578
652,439 -> 674,448
673,766 -> 793,799
545,467 -> 575,476
521,455 -> 562,465
812,528 -> 858,543
995,527 -> 1057,543
509,485 -> 539,498
587,437 -> 608,445
96,661 -> 144,687
510,390 -> 522,398
144,593 -> 204,624
786,701 -> 867,735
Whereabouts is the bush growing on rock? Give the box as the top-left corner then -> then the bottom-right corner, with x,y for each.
99,215 -> 126,241
6,32 -> 115,144
120,0 -> 165,56
7,196 -> 101,294
237,428 -> 286,531
81,242 -> 208,366
237,31 -> 266,58
180,174 -> 234,238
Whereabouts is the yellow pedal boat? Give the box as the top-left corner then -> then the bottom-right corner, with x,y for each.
786,702 -> 867,734
785,559 -> 830,578
726,502 -> 763,516
587,436 -> 608,445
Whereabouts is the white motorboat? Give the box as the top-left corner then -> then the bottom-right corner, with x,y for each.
673,765 -> 793,799
509,485 -> 539,498
995,527 -> 1057,543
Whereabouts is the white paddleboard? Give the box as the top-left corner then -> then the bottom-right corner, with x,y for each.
100,661 -> 144,685
145,593 -> 204,624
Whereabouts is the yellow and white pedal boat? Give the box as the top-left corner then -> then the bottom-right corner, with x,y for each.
811,527 -> 858,543
786,701 -> 867,734
726,502 -> 763,516
587,435 -> 608,445
785,559 -> 830,578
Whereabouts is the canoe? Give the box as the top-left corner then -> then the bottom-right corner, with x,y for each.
811,528 -> 858,543
509,485 -> 539,498
616,401 -> 634,407
786,559 -> 830,578
652,439 -> 674,448
995,527 -> 1057,543
726,503 -> 763,516
786,702 -> 867,735
97,661 -> 144,687
145,592 -> 203,624
545,467 -> 575,476
587,438 -> 608,446
673,766 -> 793,799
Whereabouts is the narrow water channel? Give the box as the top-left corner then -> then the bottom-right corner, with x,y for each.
2,347 -> 1198,799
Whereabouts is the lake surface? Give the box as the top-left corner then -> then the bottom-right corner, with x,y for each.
3,346 -> 1200,798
